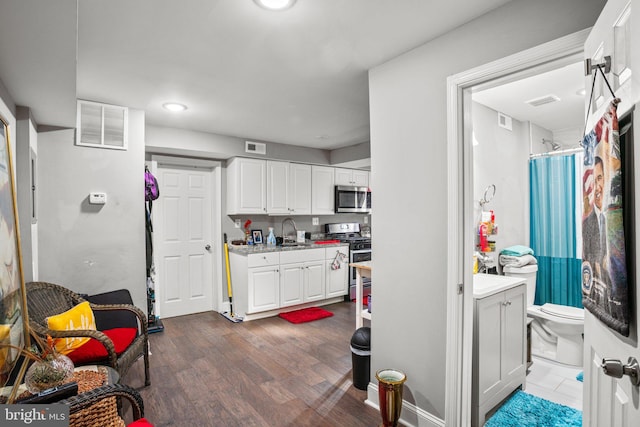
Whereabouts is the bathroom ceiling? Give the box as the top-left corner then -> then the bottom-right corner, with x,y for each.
473,61 -> 587,142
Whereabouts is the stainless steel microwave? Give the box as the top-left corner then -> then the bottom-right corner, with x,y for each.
335,186 -> 371,213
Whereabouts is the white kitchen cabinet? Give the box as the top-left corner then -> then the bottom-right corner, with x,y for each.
325,246 -> 349,298
303,260 -> 325,302
266,160 -> 290,215
227,157 -> 267,215
472,283 -> 526,427
229,245 -> 348,320
247,252 -> 280,313
335,167 -> 369,187
248,266 -> 280,313
312,165 -> 335,215
280,248 -> 325,304
280,262 -> 304,307
263,160 -> 312,215
288,163 -> 312,215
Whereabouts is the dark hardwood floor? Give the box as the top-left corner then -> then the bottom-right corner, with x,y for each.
123,302 -> 381,426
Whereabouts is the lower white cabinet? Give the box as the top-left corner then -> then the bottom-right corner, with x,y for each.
248,265 -> 280,313
247,252 -> 280,313
472,283 -> 526,427
325,246 -> 349,298
230,245 -> 349,320
280,248 -> 325,306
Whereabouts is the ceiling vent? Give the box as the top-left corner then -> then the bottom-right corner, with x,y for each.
525,94 -> 561,107
245,141 -> 266,155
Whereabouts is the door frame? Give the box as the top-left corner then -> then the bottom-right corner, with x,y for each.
445,29 -> 590,425
149,155 -> 224,317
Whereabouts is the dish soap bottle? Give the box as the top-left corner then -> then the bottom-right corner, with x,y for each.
267,227 -> 276,246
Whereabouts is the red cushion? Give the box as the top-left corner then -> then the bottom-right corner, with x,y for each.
67,328 -> 137,365
128,418 -> 154,427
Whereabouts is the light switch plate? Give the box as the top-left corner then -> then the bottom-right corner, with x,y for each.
364,216 -> 369,224
234,219 -> 241,228
312,217 -> 319,226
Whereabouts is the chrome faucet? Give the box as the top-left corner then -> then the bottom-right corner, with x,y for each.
475,251 -> 493,273
281,217 -> 298,243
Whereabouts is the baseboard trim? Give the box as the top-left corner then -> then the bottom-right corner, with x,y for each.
366,383 -> 445,427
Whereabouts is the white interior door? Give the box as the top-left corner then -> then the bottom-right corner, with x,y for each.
583,1 -> 640,426
156,164 -> 214,318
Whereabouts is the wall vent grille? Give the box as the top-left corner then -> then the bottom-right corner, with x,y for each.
76,100 -> 128,150
245,141 -> 266,155
497,112 -> 512,131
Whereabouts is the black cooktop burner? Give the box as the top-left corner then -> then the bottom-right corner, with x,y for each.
326,233 -> 371,250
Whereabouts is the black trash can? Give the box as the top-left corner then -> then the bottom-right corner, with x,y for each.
350,326 -> 371,390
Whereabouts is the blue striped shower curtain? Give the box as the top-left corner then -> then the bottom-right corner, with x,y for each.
529,154 -> 583,308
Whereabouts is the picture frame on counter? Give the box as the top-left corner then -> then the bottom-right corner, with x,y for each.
252,229 -> 263,244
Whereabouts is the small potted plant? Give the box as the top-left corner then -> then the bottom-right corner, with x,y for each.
1,334 -> 74,394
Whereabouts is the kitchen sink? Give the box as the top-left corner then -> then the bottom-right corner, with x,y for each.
280,242 -> 309,248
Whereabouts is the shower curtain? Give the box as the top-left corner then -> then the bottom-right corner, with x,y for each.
529,154 -> 583,308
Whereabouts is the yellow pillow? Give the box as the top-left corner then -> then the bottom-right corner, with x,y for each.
46,301 -> 97,355
0,324 -> 10,368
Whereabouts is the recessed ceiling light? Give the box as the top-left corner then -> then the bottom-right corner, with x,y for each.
253,0 -> 296,11
163,102 -> 187,112
576,88 -> 586,96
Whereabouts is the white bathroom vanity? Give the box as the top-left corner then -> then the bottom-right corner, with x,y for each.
472,274 -> 527,427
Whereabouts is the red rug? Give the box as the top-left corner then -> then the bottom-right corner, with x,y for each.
278,307 -> 334,324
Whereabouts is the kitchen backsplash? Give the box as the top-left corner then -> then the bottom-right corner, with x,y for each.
225,214 -> 372,242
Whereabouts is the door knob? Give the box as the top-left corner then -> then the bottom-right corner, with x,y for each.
205,244 -> 211,251
601,357 -> 640,386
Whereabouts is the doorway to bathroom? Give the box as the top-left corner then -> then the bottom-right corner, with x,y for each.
445,29 -> 590,425
471,57 -> 586,410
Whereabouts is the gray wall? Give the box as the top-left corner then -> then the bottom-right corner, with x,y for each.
37,110 -> 147,311
472,101 -> 531,262
368,0 -> 606,421
146,124 -> 332,164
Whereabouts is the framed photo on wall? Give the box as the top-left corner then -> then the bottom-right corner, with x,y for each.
0,114 -> 31,403
252,229 -> 263,244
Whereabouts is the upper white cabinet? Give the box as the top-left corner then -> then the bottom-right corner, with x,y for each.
229,158 -> 313,216
288,163 -> 312,215
228,158 -> 371,216
267,161 -> 312,215
311,165 -> 335,215
266,160 -> 290,215
335,168 -> 369,187
227,157 -> 267,215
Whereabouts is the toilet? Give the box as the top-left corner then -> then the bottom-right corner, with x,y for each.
503,264 -> 584,367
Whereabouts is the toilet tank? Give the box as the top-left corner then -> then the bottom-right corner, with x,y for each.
503,264 -> 538,306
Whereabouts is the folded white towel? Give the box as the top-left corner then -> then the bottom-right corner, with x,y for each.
499,254 -> 537,267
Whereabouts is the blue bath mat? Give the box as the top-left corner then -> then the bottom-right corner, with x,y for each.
485,390 -> 582,427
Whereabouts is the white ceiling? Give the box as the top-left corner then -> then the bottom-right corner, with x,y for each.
0,0 -> 516,150
473,61 -> 587,143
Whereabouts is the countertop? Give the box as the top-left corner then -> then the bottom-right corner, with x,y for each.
473,273 -> 526,299
349,261 -> 372,271
228,241 -> 348,255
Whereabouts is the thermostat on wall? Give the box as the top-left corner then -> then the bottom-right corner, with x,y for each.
89,192 -> 107,205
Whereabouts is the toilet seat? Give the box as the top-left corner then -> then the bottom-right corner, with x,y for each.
539,303 -> 584,321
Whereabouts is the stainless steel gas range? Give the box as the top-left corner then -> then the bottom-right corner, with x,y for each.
325,223 -> 371,301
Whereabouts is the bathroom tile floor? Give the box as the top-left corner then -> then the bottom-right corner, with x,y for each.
524,355 -> 583,410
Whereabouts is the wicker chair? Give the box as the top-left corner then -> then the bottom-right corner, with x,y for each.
26,281 -> 150,387
60,383 -> 145,426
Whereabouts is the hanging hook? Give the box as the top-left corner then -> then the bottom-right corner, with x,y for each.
479,184 -> 496,207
